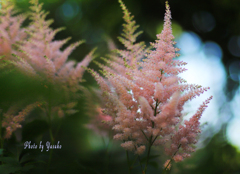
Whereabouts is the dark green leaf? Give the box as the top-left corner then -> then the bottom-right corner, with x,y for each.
0,157 -> 19,165
0,164 -> 21,174
21,164 -> 34,172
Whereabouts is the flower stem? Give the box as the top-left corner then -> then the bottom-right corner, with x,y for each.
47,86 -> 54,174
0,110 -> 2,150
143,136 -> 152,174
126,150 -> 131,174
0,109 -> 3,163
137,154 -> 143,171
163,144 -> 182,172
103,137 -> 111,174
130,155 -> 138,169
142,99 -> 160,173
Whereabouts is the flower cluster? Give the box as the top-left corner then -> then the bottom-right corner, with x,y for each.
10,0 -> 95,95
0,0 -> 94,138
0,1 -> 27,57
0,0 -> 213,165
87,0 -> 212,163
1,101 -> 39,139
0,0 -> 27,75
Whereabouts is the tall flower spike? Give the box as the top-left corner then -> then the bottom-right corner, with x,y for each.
88,0 -> 212,167
112,0 -> 148,72
0,0 -> 95,134
10,0 -> 96,95
0,0 -> 27,59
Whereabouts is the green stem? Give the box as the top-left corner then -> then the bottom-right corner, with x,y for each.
137,154 -> 143,172
143,136 -> 152,174
47,86 -> 54,174
104,137 -> 111,174
0,110 -> 2,150
55,118 -> 62,140
163,144 -> 182,172
130,155 -> 138,169
151,135 -> 158,146
0,109 -> 3,163
47,127 -> 53,174
141,130 -> 149,141
133,145 -> 143,171
126,151 -> 131,174
142,99 -> 160,173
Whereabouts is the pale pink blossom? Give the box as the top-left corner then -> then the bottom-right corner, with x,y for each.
2,102 -> 39,139
2,0 -> 95,95
0,0 -> 95,139
0,1 -> 27,57
121,141 -> 135,151
87,0 -> 212,164
163,159 -> 171,170
136,145 -> 146,155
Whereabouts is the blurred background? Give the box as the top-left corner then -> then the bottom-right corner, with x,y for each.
2,0 -> 240,173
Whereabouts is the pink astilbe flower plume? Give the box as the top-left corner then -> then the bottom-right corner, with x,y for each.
1,101 -> 41,139
86,0 -> 212,168
0,0 -> 96,121
0,0 -> 27,75
0,1 -> 27,57
0,0 -> 96,139
7,0 -> 96,97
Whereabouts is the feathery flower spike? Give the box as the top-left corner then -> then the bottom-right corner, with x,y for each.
87,0 -> 212,167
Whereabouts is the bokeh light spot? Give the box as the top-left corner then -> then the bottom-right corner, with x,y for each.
203,41 -> 222,60
62,3 -> 74,17
229,61 -> 240,82
177,32 -> 201,54
228,36 -> 240,57
192,11 -> 216,33
61,1 -> 80,20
